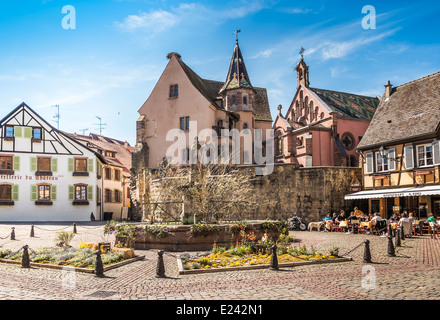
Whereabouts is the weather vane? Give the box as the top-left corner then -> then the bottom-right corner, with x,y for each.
299,47 -> 305,60
233,29 -> 241,43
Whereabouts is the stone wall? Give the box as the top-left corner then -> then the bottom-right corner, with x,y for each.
130,162 -> 362,224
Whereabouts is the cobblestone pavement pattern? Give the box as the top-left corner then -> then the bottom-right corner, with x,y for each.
0,222 -> 438,300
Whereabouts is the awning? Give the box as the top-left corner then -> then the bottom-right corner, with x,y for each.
345,185 -> 440,200
344,188 -> 415,200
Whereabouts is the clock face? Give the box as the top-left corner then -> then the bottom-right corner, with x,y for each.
341,132 -> 355,150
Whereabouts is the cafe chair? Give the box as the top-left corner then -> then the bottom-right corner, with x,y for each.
428,222 -> 438,239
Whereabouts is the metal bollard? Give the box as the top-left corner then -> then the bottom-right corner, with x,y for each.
94,250 -> 104,277
156,250 -> 166,278
10,227 -> 15,240
73,223 -> 77,234
387,236 -> 396,257
352,223 -> 356,234
400,225 -> 405,240
388,224 -> 393,238
270,245 -> 279,270
395,227 -> 401,247
21,245 -> 30,268
363,240 -> 372,263
30,225 -> 35,238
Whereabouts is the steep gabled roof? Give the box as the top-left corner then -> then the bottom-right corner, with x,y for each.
358,70 -> 440,149
175,55 -> 272,122
219,41 -> 254,93
309,87 -> 379,121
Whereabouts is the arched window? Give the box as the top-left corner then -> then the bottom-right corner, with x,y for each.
304,96 -> 309,115
243,122 -> 248,130
243,96 -> 247,105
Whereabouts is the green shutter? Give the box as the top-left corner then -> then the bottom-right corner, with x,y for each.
111,190 -> 114,203
68,185 -> 74,201
13,156 -> 20,171
51,185 -> 57,201
51,158 -> 58,172
111,168 -> 114,180
87,159 -> 94,173
30,185 -> 37,201
87,186 -> 93,201
24,127 -> 32,138
12,185 -> 19,201
68,158 -> 74,172
30,157 -> 37,172
14,126 -> 22,138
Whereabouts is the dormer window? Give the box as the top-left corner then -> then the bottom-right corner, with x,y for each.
169,84 -> 178,98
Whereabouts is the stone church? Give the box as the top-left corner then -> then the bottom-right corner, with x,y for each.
273,55 -> 380,168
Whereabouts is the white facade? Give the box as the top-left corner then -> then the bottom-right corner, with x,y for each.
0,103 -> 101,221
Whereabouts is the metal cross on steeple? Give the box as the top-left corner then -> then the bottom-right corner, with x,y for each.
299,47 -> 305,60
233,29 -> 241,43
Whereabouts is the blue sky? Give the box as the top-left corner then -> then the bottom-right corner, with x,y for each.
0,0 -> 439,145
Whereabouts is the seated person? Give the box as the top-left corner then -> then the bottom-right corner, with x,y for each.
389,214 -> 398,222
347,211 -> 357,221
331,213 -> 338,223
428,213 -> 438,225
354,207 -> 363,218
336,210 -> 348,232
359,212 -> 367,222
371,212 -> 386,233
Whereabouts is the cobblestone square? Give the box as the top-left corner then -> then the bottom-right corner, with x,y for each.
0,222 -> 437,301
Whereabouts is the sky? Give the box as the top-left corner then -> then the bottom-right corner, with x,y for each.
0,0 -> 439,145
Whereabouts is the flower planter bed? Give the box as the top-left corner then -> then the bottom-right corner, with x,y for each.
128,221 -> 283,252
0,247 -> 144,274
177,253 -> 352,275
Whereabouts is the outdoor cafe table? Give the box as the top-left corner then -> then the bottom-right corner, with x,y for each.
339,221 -> 349,228
360,221 -> 373,229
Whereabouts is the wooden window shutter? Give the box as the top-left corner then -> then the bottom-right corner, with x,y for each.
30,185 -> 37,201
13,156 -> 20,171
30,157 -> 37,172
24,127 -> 32,138
88,159 -> 94,173
12,185 -> 19,201
87,186 -> 93,201
68,185 -> 74,201
404,145 -> 414,169
68,158 -> 74,172
51,185 -> 57,201
51,158 -> 58,172
366,152 -> 374,174
433,141 -> 440,165
14,126 -> 22,138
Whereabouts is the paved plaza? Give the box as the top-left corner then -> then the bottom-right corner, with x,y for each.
0,222 -> 438,301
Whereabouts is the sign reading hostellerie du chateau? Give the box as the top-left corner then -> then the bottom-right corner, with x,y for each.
0,175 -> 62,181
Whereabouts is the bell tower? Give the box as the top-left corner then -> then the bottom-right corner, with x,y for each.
295,47 -> 310,89
219,37 -> 256,114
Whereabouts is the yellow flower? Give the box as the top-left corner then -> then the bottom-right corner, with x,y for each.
205,265 -> 210,269
212,264 -> 217,268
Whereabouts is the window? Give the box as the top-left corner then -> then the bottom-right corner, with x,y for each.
376,152 -> 389,172
0,185 -> 12,201
37,157 -> 51,172
114,169 -> 121,181
243,123 -> 248,130
366,152 -> 374,174
5,126 -> 14,138
417,144 -> 434,167
33,128 -> 42,140
75,158 -> 87,172
0,156 -> 13,170
105,189 -> 112,203
114,190 -> 121,203
38,185 -> 51,201
75,185 -> 87,201
179,116 -> 190,131
169,84 -> 178,98
232,96 -> 236,105
243,96 -> 247,105
105,167 -> 112,179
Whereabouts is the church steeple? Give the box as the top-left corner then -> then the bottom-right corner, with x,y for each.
219,39 -> 254,94
295,47 -> 310,89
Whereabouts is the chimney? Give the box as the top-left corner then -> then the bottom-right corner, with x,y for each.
384,80 -> 393,98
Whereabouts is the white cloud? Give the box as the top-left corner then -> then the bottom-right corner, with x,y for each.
115,9 -> 179,33
251,49 -> 273,59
